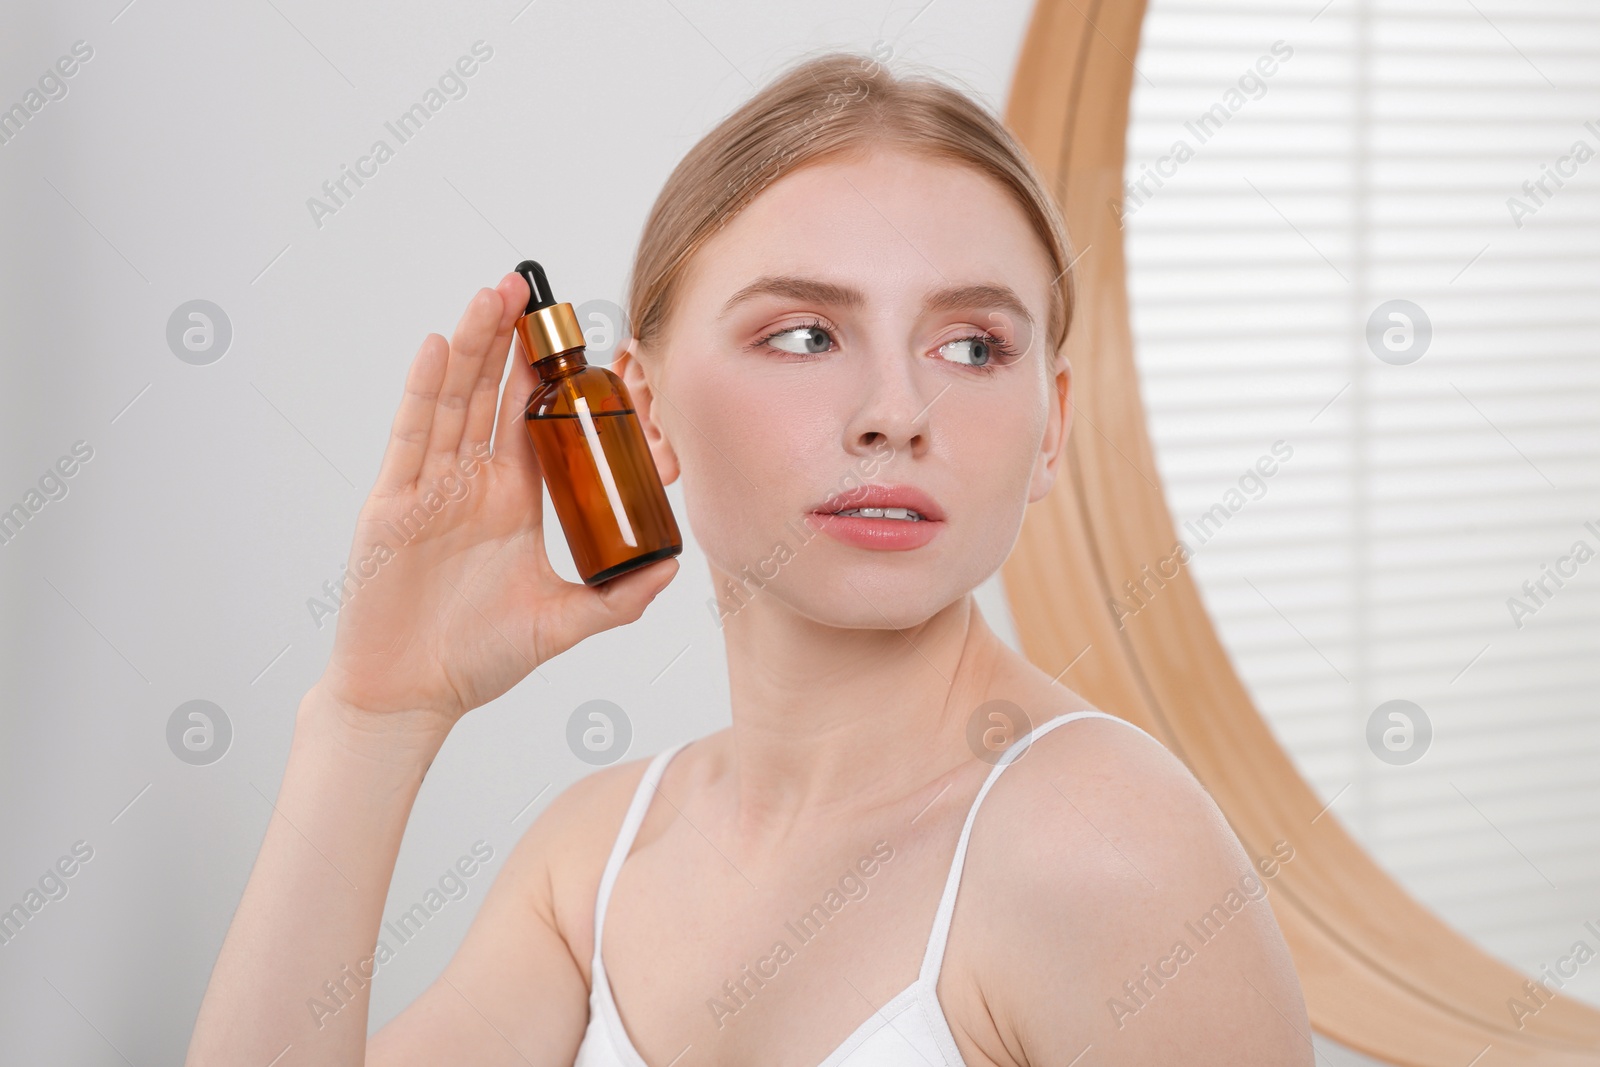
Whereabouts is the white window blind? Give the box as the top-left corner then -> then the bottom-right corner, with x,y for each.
1125,0 -> 1600,1007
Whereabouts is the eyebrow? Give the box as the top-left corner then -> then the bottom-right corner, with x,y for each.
719,274 -> 1036,331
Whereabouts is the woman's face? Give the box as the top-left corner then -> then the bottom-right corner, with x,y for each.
623,147 -> 1072,630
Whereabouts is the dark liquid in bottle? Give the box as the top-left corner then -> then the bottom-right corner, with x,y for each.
525,404 -> 682,584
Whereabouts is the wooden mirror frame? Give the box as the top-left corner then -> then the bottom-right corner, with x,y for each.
999,2 -> 1600,1062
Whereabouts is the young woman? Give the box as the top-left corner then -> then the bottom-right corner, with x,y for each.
188,51 -> 1312,1067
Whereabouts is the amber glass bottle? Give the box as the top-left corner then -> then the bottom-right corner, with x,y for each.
513,260 -> 682,585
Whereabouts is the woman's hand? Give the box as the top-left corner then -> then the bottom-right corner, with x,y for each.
317,273 -> 677,730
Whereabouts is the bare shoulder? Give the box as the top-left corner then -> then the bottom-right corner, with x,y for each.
956,708 -> 1313,1065
366,750 -> 671,1063
503,750 -> 665,971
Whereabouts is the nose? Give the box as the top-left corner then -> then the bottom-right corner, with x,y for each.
841,341 -> 935,461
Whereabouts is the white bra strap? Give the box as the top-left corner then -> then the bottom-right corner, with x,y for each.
591,739 -> 693,968
917,709 -> 1154,984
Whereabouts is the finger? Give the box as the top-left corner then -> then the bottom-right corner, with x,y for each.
460,273 -> 526,461
555,557 -> 679,640
421,287 -> 503,478
492,324 -> 540,471
374,332 -> 450,495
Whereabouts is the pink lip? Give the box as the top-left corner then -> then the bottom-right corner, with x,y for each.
809,483 -> 945,551
812,483 -> 946,521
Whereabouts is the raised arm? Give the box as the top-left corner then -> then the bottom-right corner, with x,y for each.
185,275 -> 678,1066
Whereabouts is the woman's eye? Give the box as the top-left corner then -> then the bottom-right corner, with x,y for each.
939,335 -> 1001,368
765,325 -> 833,355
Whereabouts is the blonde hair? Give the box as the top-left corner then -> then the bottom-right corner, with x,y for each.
625,50 -> 1075,362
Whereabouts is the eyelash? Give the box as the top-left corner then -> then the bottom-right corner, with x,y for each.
748,319 -> 1021,377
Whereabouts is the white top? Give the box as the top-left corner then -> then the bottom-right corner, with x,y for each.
572,709 -> 1151,1067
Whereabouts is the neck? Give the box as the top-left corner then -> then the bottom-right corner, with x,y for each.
715,587 -> 1009,846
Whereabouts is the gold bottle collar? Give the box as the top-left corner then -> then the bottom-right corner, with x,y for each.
516,302 -> 585,361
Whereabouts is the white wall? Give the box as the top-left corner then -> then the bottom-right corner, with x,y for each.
1,0 -> 1395,1062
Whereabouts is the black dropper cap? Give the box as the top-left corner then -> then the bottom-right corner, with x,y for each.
515,260 -> 556,314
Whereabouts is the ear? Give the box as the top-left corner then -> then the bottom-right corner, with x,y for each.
613,343 -> 681,486
1027,351 -> 1072,503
